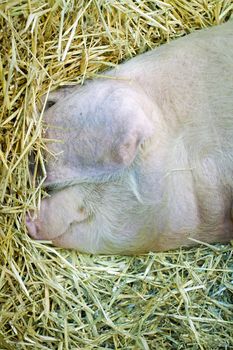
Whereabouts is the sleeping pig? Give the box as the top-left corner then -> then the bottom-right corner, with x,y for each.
26,20 -> 233,254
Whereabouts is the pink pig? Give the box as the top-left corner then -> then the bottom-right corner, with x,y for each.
26,21 -> 233,254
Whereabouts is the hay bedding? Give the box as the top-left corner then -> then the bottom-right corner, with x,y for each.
0,0 -> 233,349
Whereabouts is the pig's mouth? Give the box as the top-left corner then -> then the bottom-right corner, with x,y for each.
28,150 -> 46,185
28,151 -> 37,177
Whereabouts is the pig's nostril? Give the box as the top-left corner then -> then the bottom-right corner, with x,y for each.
26,214 -> 38,239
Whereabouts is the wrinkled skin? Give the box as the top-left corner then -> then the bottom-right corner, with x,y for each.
26,21 -> 233,254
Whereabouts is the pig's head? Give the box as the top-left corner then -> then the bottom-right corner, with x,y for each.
27,80 -> 157,246
42,80 -> 155,188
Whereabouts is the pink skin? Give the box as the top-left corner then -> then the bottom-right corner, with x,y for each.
27,21 -> 233,254
27,186 -> 89,240
26,214 -> 37,238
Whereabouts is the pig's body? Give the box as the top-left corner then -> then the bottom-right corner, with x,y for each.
27,21 -> 233,254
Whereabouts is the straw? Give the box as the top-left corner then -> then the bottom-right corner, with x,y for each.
0,1 -> 233,349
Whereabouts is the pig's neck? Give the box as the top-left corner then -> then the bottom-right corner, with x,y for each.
138,128 -> 231,239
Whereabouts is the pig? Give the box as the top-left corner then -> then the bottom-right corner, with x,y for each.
26,20 -> 233,254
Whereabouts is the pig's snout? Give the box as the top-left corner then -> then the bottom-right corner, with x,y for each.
26,213 -> 41,239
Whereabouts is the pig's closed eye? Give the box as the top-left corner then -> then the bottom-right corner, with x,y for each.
44,185 -> 54,194
45,100 -> 56,110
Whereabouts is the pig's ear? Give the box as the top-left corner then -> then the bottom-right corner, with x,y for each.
111,118 -> 154,167
102,90 -> 156,171
80,98 -> 156,179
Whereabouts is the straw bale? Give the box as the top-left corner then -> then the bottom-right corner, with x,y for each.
0,1 -> 233,349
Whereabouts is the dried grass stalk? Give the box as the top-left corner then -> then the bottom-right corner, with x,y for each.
0,1 -> 233,349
